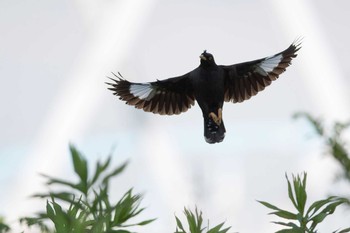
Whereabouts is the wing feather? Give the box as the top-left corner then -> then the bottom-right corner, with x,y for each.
221,39 -> 301,103
106,72 -> 195,115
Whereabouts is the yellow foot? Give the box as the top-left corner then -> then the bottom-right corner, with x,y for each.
209,108 -> 222,126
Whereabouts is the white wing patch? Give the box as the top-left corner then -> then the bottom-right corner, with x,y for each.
256,54 -> 283,75
129,83 -> 155,100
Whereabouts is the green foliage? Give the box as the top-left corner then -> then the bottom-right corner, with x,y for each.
259,173 -> 349,233
20,144 -> 154,233
294,112 -> 350,181
3,131 -> 348,232
174,207 -> 231,233
0,216 -> 10,233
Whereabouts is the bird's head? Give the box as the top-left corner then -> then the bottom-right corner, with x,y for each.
199,50 -> 216,66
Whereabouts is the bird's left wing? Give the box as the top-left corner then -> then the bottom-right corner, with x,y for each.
220,40 -> 301,103
106,72 -> 195,115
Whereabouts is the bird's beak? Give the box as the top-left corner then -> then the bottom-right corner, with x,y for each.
200,55 -> 207,60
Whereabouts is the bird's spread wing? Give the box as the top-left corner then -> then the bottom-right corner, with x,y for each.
106,72 -> 195,115
221,39 -> 301,103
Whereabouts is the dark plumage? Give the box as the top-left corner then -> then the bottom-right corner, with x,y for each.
106,40 -> 301,143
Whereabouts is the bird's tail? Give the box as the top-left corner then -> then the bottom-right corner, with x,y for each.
204,117 -> 226,144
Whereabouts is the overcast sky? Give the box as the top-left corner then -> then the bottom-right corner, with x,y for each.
1,0 -> 350,232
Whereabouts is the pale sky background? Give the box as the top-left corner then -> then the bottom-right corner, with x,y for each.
1,0 -> 350,232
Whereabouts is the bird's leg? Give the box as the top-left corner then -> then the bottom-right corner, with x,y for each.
209,112 -> 218,124
209,108 -> 222,126
218,108 -> 222,124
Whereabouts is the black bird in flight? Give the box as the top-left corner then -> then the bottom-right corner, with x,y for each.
107,40 -> 301,144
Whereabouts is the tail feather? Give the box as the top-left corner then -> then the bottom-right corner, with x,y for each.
204,118 -> 226,144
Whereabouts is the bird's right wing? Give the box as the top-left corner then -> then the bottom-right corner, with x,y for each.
106,72 -> 195,115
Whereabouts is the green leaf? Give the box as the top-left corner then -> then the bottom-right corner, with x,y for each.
19,216 -> 50,232
293,112 -> 324,135
306,196 -> 337,218
311,212 -> 327,225
292,173 -> 307,215
285,174 -> 298,210
334,227 -> 350,233
183,207 -> 203,233
70,145 -> 88,191
207,222 -> 225,233
270,211 -> 297,220
319,198 -> 347,215
276,228 -> 304,233
334,121 -> 350,138
272,221 -> 299,228
309,198 -> 348,230
90,156 -> 112,186
121,217 -> 156,228
299,173 -> 308,214
133,219 -> 156,226
46,201 -> 55,220
207,222 -> 231,233
40,174 -> 77,189
0,223 -> 10,233
32,191 -> 75,204
51,199 -> 64,215
258,201 -> 282,211
102,161 -> 128,186
175,216 -> 186,232
0,216 -> 11,232
259,200 -> 297,221
275,229 -> 299,233
112,190 -> 145,226
217,226 -> 231,233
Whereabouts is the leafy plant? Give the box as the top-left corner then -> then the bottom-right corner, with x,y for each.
20,144 -> 155,233
0,216 -> 10,233
259,173 -> 349,233
174,207 -> 231,233
2,138 -> 348,232
294,112 -> 350,181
